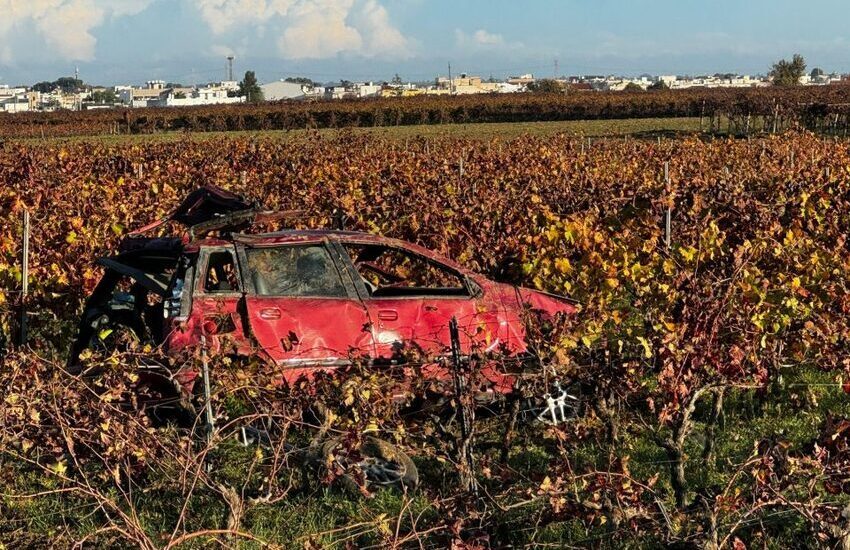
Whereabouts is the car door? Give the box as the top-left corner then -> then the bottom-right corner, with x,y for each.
164,245 -> 253,359
336,241 -> 522,393
338,242 -> 490,359
237,240 -> 374,385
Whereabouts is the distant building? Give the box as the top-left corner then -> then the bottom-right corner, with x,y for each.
0,98 -> 30,113
114,85 -> 134,105
495,82 -> 524,93
380,85 -> 423,98
356,82 -> 381,98
132,89 -> 167,108
153,85 -> 244,107
324,84 -> 357,100
261,80 -> 309,101
121,80 -> 245,108
432,74 -> 499,95
507,74 -> 535,86
131,81 -> 169,107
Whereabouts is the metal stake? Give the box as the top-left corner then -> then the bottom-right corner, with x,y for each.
19,210 -> 30,347
201,335 -> 214,443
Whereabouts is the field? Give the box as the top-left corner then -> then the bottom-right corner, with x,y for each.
4,84 -> 850,139
17,116 -> 706,145
1,102 -> 850,548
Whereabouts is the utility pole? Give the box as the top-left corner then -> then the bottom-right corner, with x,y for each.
227,56 -> 234,82
554,58 -> 559,79
448,62 -> 453,95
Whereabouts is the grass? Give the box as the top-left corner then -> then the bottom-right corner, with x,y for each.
10,116 -> 707,146
3,368 -> 846,547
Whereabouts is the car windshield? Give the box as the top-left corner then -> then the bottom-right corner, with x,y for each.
245,245 -> 347,297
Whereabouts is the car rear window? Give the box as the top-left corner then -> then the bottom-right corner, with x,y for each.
245,245 -> 347,297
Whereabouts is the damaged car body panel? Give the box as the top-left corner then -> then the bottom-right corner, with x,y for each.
237,239 -> 375,384
71,185 -> 577,401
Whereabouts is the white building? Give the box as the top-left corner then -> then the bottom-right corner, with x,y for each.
495,82 -> 524,93
148,85 -> 245,107
356,82 -> 381,98
122,80 -> 245,108
324,85 -> 357,100
658,75 -> 677,87
0,85 -> 27,97
261,80 -> 310,101
0,98 -> 30,113
114,85 -> 134,105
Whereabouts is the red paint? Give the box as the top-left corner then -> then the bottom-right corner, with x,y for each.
245,295 -> 374,385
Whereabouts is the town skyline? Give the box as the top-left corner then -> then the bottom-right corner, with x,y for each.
2,0 -> 850,86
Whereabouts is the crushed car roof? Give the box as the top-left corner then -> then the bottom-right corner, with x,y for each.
118,185 -> 472,274
232,230 -> 473,274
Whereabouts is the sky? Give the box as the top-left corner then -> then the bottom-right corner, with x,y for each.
1,0 -> 849,86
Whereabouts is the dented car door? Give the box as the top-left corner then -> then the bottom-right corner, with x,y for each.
338,243 -> 487,354
168,245 -> 251,357
335,240 -> 530,393
237,240 -> 374,385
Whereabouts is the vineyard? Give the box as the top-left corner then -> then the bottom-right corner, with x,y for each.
5,85 -> 850,139
1,129 -> 850,548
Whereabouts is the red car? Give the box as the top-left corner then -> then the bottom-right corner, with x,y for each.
71,186 -> 576,402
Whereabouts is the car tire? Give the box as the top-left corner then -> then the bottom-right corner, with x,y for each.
317,436 -> 418,493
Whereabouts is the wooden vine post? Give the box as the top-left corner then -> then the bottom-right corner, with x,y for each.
664,162 -> 672,249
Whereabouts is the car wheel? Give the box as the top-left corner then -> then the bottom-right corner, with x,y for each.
318,436 -> 418,493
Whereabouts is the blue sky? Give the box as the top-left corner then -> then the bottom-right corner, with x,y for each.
0,0 -> 848,86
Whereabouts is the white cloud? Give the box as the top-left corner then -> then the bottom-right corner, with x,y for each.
36,0 -> 105,62
0,0 -> 153,63
211,44 -> 237,57
194,0 -> 293,34
0,0 -> 409,66
279,0 -> 362,58
472,29 -> 503,46
350,0 -> 411,57
107,0 -> 155,17
194,0 -> 411,59
455,28 -> 523,51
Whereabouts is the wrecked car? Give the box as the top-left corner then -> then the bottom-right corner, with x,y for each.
70,185 -> 578,488
71,186 -> 578,424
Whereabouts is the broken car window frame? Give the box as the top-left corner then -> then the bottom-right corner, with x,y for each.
336,240 -> 476,301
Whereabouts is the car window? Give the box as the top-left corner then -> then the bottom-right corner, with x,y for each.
245,245 -> 347,297
344,244 -> 468,298
203,250 -> 240,293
